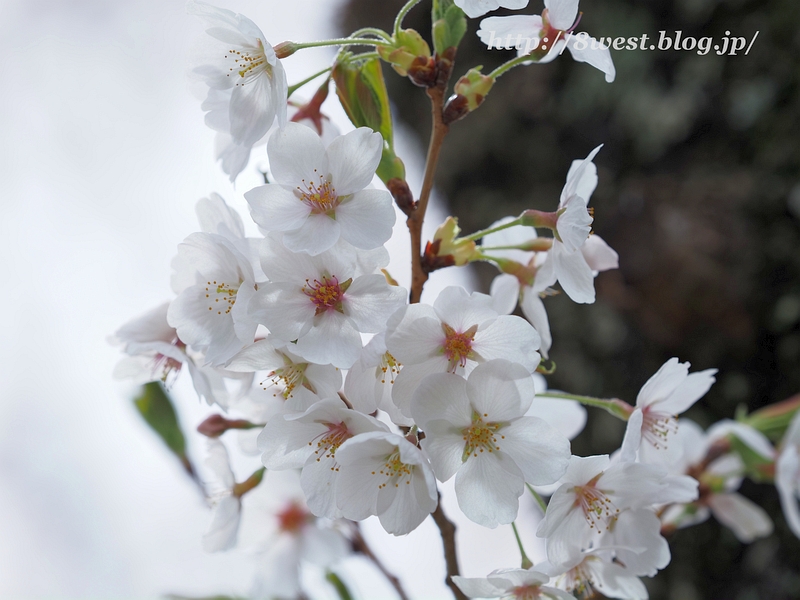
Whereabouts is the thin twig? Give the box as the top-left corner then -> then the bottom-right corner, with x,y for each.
431,500 -> 468,600
351,523 -> 411,600
408,85 -> 449,304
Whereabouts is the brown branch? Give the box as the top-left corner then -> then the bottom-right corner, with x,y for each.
351,523 -> 411,600
431,499 -> 467,600
407,84 -> 449,304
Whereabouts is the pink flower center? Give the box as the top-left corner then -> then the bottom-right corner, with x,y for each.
303,275 -> 351,315
572,475 -> 620,531
298,170 -> 339,215
441,323 -> 478,372
276,501 -> 310,534
511,585 -> 544,600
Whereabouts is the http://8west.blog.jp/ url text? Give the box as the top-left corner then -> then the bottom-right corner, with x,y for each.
484,30 -> 760,56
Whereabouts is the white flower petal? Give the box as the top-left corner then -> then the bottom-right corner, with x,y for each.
336,189 -> 396,250
282,213 -> 341,256
708,493 -> 774,543
267,121 -> 327,187
245,184 -> 311,232
326,127 -> 383,195
455,451 -> 524,527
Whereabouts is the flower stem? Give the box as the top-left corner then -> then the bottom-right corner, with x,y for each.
511,522 -> 533,569
526,483 -> 548,514
537,391 -> 633,420
487,32 -> 564,79
394,0 -> 423,35
292,37 -> 393,51
408,85 -> 449,303
351,523 -> 411,600
350,27 -> 393,42
287,66 -> 332,97
459,217 -> 522,242
431,500 -> 468,600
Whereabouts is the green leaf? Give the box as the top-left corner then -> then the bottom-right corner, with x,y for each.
134,382 -> 188,463
433,0 -> 466,54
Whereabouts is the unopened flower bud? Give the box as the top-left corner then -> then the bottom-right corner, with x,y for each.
197,414 -> 259,438
378,29 -> 431,77
386,177 -> 416,215
273,41 -> 298,59
454,68 -> 494,111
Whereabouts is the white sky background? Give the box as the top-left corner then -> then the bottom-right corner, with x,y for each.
0,0 -> 546,597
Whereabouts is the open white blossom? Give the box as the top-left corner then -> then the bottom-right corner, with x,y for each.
620,358 -> 717,464
412,360 -> 570,527
168,232 -> 259,366
188,0 -> 288,180
669,420 -> 773,543
454,567 -> 576,600
343,332 -> 411,426
335,431 -> 438,535
250,238 -> 406,369
245,123 -> 395,255
227,336 -> 341,409
258,399 -> 389,519
537,455 -> 679,569
202,439 -> 242,552
533,146 -> 619,304
247,470 -> 349,599
478,0 -> 616,82
386,285 -> 541,416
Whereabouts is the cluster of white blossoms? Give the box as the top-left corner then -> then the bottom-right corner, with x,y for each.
112,1 -> 800,599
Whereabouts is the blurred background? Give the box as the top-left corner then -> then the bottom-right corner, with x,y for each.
340,0 -> 800,598
0,0 -> 799,598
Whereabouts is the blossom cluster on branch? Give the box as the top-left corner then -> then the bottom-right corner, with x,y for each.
111,1 -> 800,599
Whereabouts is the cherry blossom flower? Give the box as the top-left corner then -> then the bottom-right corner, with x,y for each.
477,0 -> 616,83
168,232 -> 259,366
251,238 -> 406,369
620,358 -> 717,464
110,301 -> 254,408
202,439 -> 242,552
532,146 -> 619,304
258,399 -> 389,518
188,0 -> 287,179
245,123 -> 395,255
412,360 -> 570,527
657,419 -> 774,543
335,431 -> 438,535
542,549 -> 649,600
386,286 -> 541,416
453,567 -> 576,600
536,455 -> 676,568
247,470 -> 349,598
343,332 -> 412,426
777,409 -> 800,538
226,336 -> 341,409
